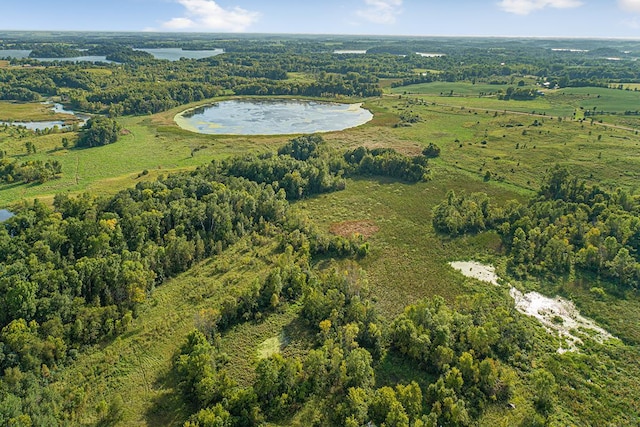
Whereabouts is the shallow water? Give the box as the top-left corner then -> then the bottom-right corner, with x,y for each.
175,99 -> 373,135
0,49 -> 31,58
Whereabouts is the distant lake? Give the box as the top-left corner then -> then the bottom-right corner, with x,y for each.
0,209 -> 14,222
0,49 -> 31,58
334,50 -> 367,54
175,99 -> 373,135
135,48 -> 224,61
0,50 -> 112,62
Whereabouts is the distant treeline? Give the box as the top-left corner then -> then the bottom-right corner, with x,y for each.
3,38 -> 638,115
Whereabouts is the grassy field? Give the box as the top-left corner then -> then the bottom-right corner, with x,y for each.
0,107 -> 288,205
54,236 -> 283,426
296,173 -> 518,317
391,82 -> 640,125
391,81 -> 538,97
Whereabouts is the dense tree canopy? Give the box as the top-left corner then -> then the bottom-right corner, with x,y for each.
76,116 -> 120,147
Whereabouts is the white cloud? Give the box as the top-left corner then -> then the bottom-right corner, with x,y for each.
498,0 -> 583,15
619,0 -> 640,12
357,0 -> 403,25
162,0 -> 260,32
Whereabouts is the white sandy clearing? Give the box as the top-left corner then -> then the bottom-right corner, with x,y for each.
509,288 -> 616,353
449,261 -> 500,285
450,260 -> 617,352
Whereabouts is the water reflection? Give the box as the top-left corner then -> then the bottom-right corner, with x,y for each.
175,99 -> 373,135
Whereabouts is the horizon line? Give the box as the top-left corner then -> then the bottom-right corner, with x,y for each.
0,29 -> 639,41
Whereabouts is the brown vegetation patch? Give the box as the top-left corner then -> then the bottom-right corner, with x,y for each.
329,220 -> 379,239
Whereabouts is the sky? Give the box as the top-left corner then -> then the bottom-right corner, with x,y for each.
2,0 -> 640,38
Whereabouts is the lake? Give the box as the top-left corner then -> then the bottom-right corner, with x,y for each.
175,99 -> 373,135
0,209 -> 14,222
0,50 -> 112,62
135,48 -> 224,61
0,49 -> 31,58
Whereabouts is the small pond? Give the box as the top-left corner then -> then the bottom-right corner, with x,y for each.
135,48 -> 224,61
0,209 -> 14,222
0,102 -> 89,131
175,99 -> 373,135
334,50 -> 367,54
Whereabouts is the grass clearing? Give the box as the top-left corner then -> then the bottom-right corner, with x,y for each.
297,173 -> 521,317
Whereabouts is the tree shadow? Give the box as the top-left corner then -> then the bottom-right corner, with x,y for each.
144,365 -> 193,426
374,350 -> 436,390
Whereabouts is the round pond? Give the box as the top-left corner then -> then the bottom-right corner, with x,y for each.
0,209 -> 14,222
174,99 -> 373,135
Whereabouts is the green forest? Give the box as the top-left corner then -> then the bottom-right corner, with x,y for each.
0,32 -> 639,426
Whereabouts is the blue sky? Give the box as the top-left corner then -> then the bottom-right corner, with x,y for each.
2,0 -> 640,38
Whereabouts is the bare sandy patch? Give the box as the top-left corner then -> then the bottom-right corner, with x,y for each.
449,261 -> 500,285
330,220 -> 379,239
509,288 -> 616,353
450,260 -> 617,352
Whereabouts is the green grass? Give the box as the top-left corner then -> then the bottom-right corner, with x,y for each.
392,83 -> 640,128
296,173 -> 520,317
286,72 -> 316,83
0,111 -> 285,206
547,86 -> 640,113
